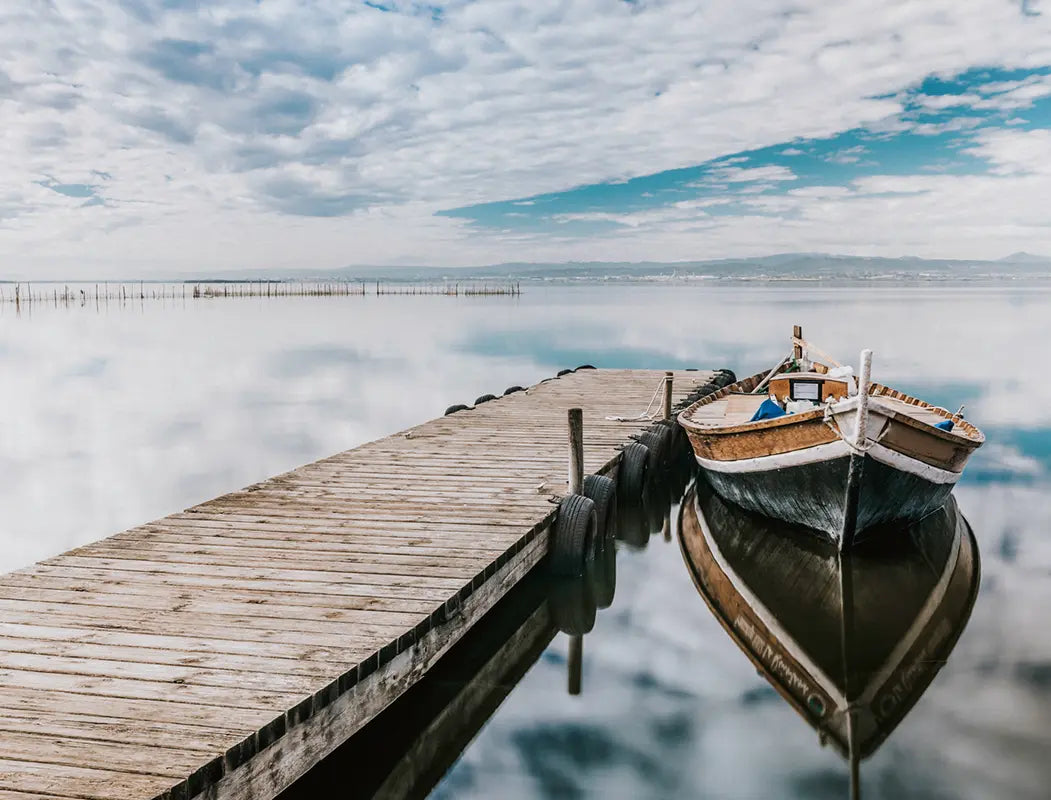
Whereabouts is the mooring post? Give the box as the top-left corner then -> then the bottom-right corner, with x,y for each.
854,350 -> 873,447
662,371 -> 674,420
568,634 -> 583,695
568,407 -> 584,495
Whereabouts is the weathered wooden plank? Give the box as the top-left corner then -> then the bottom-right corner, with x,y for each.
0,576 -> 444,615
0,758 -> 174,800
65,546 -> 486,580
0,636 -> 349,677
0,587 -> 427,627
0,608 -> 409,652
0,621 -> 374,663
0,667 -> 303,711
0,731 -> 207,779
14,565 -> 463,603
0,651 -> 322,694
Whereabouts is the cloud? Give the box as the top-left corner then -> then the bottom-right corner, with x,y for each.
965,128 -> 1051,175
707,165 -> 797,183
823,145 -> 869,164
1,0 -> 1051,275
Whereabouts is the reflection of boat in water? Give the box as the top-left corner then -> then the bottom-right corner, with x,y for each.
677,328 -> 984,550
679,477 -> 980,793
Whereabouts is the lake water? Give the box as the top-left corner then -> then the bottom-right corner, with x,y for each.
2,283 -> 1049,798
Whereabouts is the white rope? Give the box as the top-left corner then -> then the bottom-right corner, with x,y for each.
822,400 -> 888,455
605,377 -> 666,422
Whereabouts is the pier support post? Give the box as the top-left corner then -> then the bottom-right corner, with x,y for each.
568,634 -> 583,695
568,408 -> 584,495
662,372 -> 674,420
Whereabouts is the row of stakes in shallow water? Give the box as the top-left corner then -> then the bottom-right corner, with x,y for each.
0,281 -> 522,307
442,366 -> 737,643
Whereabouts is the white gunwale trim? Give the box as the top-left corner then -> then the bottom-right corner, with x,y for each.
694,441 -> 962,485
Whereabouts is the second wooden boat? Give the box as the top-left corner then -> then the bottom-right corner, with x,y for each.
677,328 -> 984,550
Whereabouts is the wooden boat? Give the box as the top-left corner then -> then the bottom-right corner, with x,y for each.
678,478 -> 980,796
677,327 -> 984,550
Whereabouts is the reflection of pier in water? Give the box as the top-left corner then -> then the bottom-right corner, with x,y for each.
279,447 -> 692,799
679,476 -> 981,799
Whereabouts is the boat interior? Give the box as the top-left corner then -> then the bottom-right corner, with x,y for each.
681,331 -> 983,441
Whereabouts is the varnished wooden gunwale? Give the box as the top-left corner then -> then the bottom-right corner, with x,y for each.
678,363 -> 983,472
0,368 -> 717,800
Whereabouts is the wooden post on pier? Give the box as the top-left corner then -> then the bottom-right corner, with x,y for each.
793,324 -> 803,361
567,407 -> 584,495
663,371 -> 674,420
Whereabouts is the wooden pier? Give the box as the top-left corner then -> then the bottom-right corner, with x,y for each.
0,368 -> 715,800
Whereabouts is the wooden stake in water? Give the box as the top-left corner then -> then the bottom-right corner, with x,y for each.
568,634 -> 583,695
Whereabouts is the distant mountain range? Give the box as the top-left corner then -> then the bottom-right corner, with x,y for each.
181,252 -> 1051,283
997,251 -> 1051,264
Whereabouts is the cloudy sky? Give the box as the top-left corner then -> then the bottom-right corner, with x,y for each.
2,0 -> 1051,277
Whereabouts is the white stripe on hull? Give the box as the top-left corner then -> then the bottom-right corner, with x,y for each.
694,440 -> 962,486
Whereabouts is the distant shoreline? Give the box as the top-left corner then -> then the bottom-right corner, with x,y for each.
4,251 -> 1051,285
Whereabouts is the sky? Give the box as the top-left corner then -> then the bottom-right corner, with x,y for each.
2,0 -> 1051,277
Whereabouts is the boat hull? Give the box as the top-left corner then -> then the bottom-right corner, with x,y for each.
680,381 -> 979,548
696,442 -> 959,547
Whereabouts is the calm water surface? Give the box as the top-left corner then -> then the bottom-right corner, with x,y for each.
2,284 -> 1049,798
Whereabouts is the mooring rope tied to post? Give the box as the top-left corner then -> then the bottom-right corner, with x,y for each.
604,376 -> 669,422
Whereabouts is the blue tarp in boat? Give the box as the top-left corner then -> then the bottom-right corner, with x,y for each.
750,398 -> 786,422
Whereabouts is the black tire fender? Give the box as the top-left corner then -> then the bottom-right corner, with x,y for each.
550,494 -> 597,577
618,442 -> 649,507
444,404 -> 470,416
637,429 -> 669,476
474,394 -> 498,405
582,474 -> 617,543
